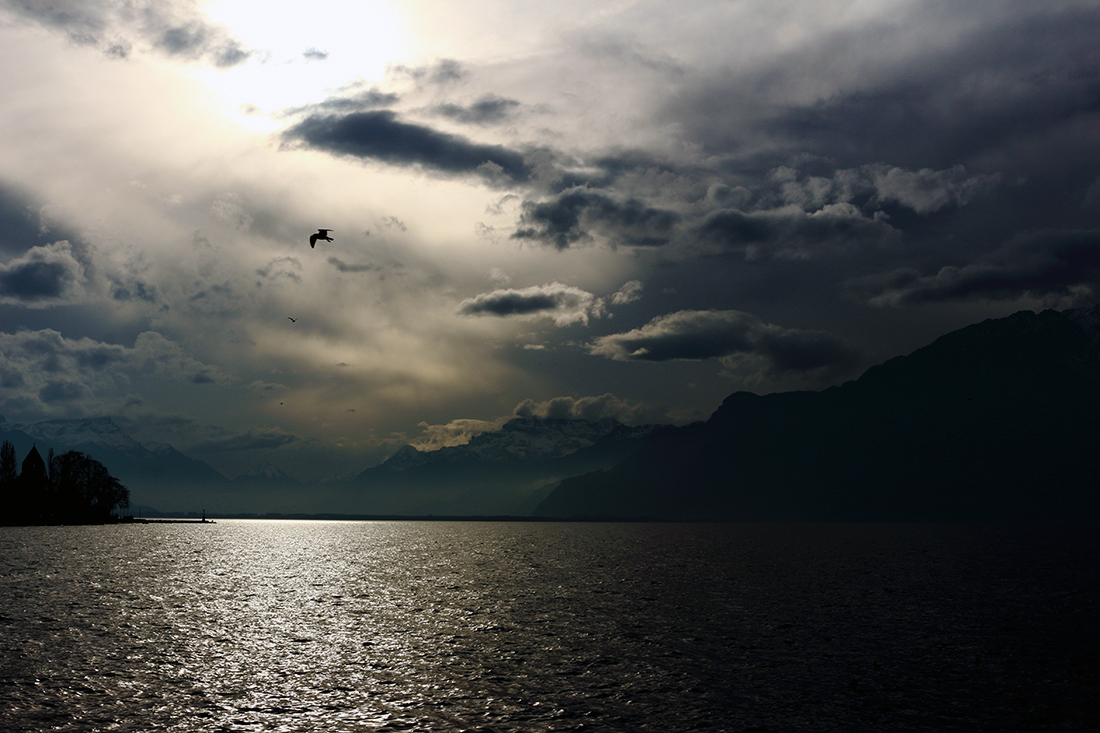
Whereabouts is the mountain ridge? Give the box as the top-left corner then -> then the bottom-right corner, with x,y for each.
233,462 -> 300,484
369,415 -> 656,473
535,308 -> 1100,521
346,417 -> 664,515
5,307 -> 1095,520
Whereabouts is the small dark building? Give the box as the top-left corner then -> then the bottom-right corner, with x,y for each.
4,444 -> 51,524
21,445 -> 47,487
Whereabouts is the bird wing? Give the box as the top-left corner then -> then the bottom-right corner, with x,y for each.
309,233 -> 318,247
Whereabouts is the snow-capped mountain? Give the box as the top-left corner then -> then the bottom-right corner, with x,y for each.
233,462 -> 299,483
12,416 -> 147,455
379,416 -> 654,471
346,416 -> 664,516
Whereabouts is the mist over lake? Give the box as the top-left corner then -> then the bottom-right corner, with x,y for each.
2,520 -> 1097,732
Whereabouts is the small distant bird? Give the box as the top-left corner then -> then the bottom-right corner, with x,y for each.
309,229 -> 334,248
287,317 -> 297,323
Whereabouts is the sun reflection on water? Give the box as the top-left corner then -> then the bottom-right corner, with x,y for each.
1,521 -> 1099,732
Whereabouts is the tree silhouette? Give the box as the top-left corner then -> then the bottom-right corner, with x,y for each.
0,445 -> 129,524
50,450 -> 130,523
0,441 -> 15,485
0,440 -> 19,519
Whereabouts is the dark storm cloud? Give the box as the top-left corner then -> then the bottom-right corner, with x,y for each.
0,186 -> 40,255
760,164 -> 1001,216
190,429 -> 299,453
38,380 -> 88,403
848,229 -> 1100,306
757,327 -> 860,374
113,411 -> 197,436
590,310 -> 857,374
529,148 -> 723,207
513,393 -> 661,425
2,331 -> 100,372
458,283 -> 603,326
512,189 -> 680,249
110,280 -> 158,303
1,0 -> 252,67
434,94 -> 522,125
74,345 -> 125,370
776,10 -> 1100,170
460,291 -> 558,317
0,184 -> 85,255
695,205 -> 893,260
0,330 -> 229,421
0,260 -> 70,299
524,155 -> 995,259
0,365 -> 25,388
11,330 -> 65,358
671,5 -> 1100,172
285,111 -> 531,182
0,242 -> 85,306
632,4 -> 1100,301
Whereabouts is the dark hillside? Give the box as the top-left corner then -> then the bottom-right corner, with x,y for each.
536,309 -> 1100,521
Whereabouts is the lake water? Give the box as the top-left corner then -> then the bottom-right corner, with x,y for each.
1,521 -> 1097,732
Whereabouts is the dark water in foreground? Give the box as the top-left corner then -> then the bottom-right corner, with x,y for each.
1,521 -> 1097,732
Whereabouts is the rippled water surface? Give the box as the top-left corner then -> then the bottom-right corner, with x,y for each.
1,521 -> 1098,732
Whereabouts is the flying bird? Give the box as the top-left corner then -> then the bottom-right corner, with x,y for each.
287,316 -> 296,323
310,229 -> 333,248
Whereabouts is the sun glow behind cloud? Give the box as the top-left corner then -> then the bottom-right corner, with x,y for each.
198,0 -> 407,119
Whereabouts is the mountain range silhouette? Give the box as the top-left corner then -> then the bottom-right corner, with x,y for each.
535,308 -> 1100,521
345,416 -> 660,515
2,307 -> 1096,520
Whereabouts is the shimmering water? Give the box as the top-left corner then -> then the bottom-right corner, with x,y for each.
1,521 -> 1097,732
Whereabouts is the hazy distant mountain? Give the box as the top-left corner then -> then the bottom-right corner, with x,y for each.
344,416 -> 663,515
535,308 -> 1100,521
0,418 -> 37,458
233,462 -> 300,484
17,416 -> 148,454
0,416 -> 228,512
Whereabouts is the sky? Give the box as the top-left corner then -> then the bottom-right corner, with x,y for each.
1,0 -> 1098,481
